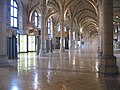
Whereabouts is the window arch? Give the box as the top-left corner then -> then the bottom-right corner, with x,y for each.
10,0 -> 18,28
34,11 -> 39,27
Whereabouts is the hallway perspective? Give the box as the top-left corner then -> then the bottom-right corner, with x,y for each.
0,0 -> 120,89
0,50 -> 120,90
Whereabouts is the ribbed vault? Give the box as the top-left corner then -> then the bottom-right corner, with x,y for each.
19,0 -> 120,37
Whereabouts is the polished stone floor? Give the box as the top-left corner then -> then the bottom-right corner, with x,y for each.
0,49 -> 120,90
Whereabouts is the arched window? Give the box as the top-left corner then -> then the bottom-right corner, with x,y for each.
48,17 -> 53,38
34,11 -> 38,27
57,23 -> 61,32
10,0 -> 18,28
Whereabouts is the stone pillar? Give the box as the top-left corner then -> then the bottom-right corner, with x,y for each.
76,30 -> 79,49
51,21 -> 55,49
53,25 -> 56,50
53,35 -> 56,49
98,0 -> 103,57
69,23 -> 73,50
0,0 -> 8,63
80,31 -> 83,50
46,20 -> 48,38
60,10 -> 65,52
98,0 -> 118,75
39,0 -> 47,56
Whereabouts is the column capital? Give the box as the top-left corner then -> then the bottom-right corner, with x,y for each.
97,0 -> 102,3
40,0 -> 47,11
40,0 -> 46,5
97,0 -> 102,5
70,21 -> 73,27
40,5 -> 47,11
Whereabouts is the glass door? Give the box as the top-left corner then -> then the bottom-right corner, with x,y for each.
28,35 -> 36,51
19,35 -> 27,52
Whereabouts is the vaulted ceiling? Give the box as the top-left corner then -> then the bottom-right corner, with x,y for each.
20,0 -> 120,37
47,0 -> 98,36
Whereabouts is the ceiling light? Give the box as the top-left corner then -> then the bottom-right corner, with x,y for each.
116,16 -> 119,19
39,14 -> 41,16
113,22 -> 115,24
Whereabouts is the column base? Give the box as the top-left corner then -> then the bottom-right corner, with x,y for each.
69,46 -> 72,50
97,51 -> 103,59
60,47 -> 65,52
0,55 -> 8,64
98,55 -> 119,75
0,55 -> 17,67
39,49 -> 46,57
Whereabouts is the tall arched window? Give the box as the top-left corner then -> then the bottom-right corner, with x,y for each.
10,0 -> 18,28
57,23 -> 61,32
48,17 -> 53,38
34,11 -> 38,27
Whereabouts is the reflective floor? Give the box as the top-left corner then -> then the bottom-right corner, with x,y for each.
0,50 -> 120,90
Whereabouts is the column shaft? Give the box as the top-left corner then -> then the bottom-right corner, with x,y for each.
39,0 -> 47,55
60,21 -> 64,48
98,0 -> 103,56
60,9 -> 65,52
69,23 -> 73,50
103,0 -> 113,56
0,0 -> 8,62
0,0 -> 7,55
98,0 -> 118,75
53,25 -> 56,49
76,31 -> 79,49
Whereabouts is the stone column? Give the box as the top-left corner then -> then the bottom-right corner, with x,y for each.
60,10 -> 65,52
69,23 -> 73,50
76,30 -> 79,49
80,30 -> 83,50
98,0 -> 118,74
39,0 -> 47,56
0,0 -> 8,63
46,20 -> 48,38
52,23 -> 56,49
98,0 -> 103,57
52,35 -> 56,49
52,24 -> 56,50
